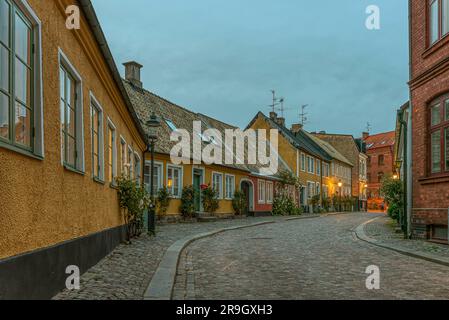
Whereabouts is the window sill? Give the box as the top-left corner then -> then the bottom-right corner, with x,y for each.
418,174 -> 449,185
0,142 -> 43,161
422,33 -> 449,59
64,164 -> 85,176
93,177 -> 105,185
109,182 -> 119,190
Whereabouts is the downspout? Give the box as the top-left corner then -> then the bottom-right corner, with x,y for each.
398,109 -> 408,239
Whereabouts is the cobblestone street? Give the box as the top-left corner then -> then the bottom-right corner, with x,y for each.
54,216 -> 282,300
173,213 -> 449,300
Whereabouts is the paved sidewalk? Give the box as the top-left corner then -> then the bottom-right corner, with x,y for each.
53,216 -> 293,300
363,216 -> 449,259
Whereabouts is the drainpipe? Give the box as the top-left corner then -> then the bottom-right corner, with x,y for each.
398,109 -> 408,239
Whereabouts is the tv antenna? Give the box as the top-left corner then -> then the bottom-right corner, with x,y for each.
366,122 -> 371,133
269,90 -> 282,113
299,104 -> 309,126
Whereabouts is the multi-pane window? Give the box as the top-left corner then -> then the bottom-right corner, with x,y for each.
429,96 -> 449,174
144,162 -> 162,194
128,146 -> 133,179
307,156 -> 314,173
107,122 -> 116,183
91,105 -> 101,179
315,182 -> 320,196
212,172 -> 223,199
120,137 -> 127,176
307,181 -> 314,199
167,165 -> 182,197
429,0 -> 449,45
258,180 -> 266,203
266,181 -> 273,204
134,153 -> 141,185
301,153 -> 306,171
225,174 -> 235,199
316,160 -> 321,175
60,66 -> 77,168
0,1 -> 35,150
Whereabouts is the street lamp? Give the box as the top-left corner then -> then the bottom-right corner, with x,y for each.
147,112 -> 161,235
338,181 -> 343,212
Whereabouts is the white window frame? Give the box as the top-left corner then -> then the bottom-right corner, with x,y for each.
301,153 -> 306,172
266,181 -> 274,204
307,181 -> 315,199
144,161 -> 163,194
90,92 -> 104,182
134,152 -> 141,185
315,182 -> 321,196
212,172 -> 224,199
128,145 -> 134,179
120,136 -> 127,177
167,164 -> 183,198
225,174 -> 235,200
258,180 -> 266,204
316,159 -> 321,176
106,117 -> 117,185
58,48 -> 84,172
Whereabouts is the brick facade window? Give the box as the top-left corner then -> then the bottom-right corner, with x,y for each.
428,0 -> 449,45
429,94 -> 449,175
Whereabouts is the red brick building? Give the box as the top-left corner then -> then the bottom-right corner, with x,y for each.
409,0 -> 449,241
364,131 -> 395,210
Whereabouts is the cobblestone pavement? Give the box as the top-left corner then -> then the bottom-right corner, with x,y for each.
364,215 -> 449,258
53,216 -> 284,300
173,213 -> 449,300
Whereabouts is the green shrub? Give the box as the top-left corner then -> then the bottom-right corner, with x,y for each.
272,193 -> 302,216
380,176 -> 404,223
232,190 -> 247,216
156,187 -> 171,217
202,185 -> 219,213
180,185 -> 196,219
116,176 -> 150,242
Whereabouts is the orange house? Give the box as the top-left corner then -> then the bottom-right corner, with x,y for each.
0,0 -> 147,299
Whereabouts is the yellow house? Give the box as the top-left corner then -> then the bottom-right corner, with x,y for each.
123,66 -> 252,218
246,112 -> 333,208
0,0 -> 148,299
306,133 -> 354,199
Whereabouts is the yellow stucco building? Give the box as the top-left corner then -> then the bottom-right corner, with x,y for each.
0,0 -> 148,299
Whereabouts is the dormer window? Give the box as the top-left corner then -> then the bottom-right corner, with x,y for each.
165,119 -> 177,132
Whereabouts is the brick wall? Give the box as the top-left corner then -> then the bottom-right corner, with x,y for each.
409,0 -> 449,239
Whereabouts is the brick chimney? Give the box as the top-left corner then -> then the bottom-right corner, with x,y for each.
362,132 -> 369,140
123,61 -> 143,88
291,123 -> 303,134
276,117 -> 286,127
269,111 -> 278,120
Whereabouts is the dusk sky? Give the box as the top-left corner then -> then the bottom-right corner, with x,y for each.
91,0 -> 409,137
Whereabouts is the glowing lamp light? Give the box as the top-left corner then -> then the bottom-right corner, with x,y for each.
338,182 -> 343,188
167,179 -> 173,188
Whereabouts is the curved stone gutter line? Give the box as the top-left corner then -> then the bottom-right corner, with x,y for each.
354,218 -> 449,268
143,220 -> 276,300
144,214 -> 326,300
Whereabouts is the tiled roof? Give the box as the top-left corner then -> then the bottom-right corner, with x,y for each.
249,112 -> 332,162
124,81 -> 286,177
305,133 -> 354,167
364,131 -> 396,150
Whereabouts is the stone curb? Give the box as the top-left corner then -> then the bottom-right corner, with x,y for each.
144,215 -> 326,300
354,217 -> 449,268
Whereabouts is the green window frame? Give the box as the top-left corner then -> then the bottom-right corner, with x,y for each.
0,0 -> 34,151
91,104 -> 100,179
60,65 -> 78,169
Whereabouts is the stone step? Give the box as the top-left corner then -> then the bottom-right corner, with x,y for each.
197,216 -> 219,223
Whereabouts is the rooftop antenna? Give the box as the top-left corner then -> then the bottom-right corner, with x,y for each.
366,122 -> 371,134
279,98 -> 286,117
270,90 -> 278,113
299,104 -> 309,126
